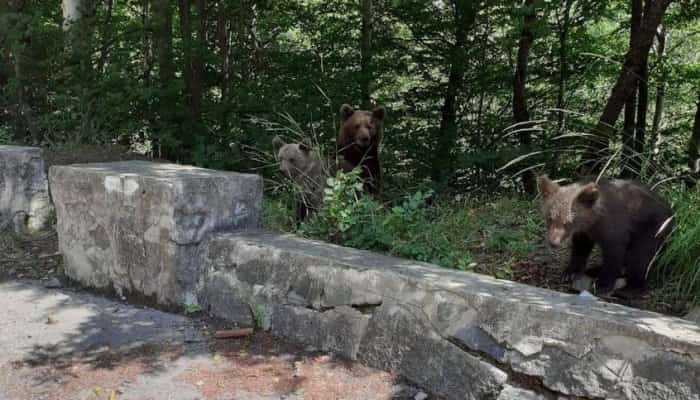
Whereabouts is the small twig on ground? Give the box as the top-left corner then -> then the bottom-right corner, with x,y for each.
214,328 -> 254,339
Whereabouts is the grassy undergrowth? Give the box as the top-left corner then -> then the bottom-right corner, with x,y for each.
265,170 -> 700,314
654,187 -> 700,309
264,169 -> 542,278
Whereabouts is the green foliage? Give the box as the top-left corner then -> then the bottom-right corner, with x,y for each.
657,188 -> 700,305
300,168 -> 390,250
269,182 -> 541,274
253,304 -> 266,329
0,126 -> 11,145
295,170 -> 539,271
184,303 -> 203,315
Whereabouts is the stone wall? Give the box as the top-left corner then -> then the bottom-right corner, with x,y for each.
0,146 -> 53,233
196,231 -> 700,400
45,160 -> 700,400
49,161 -> 263,305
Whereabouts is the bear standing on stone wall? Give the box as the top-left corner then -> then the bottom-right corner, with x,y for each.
337,104 -> 385,196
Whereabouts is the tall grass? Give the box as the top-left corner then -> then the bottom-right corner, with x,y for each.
657,188 -> 700,306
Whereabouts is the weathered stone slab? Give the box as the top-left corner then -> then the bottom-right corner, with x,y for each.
0,146 -> 52,233
198,230 -> 700,400
49,161 -> 262,305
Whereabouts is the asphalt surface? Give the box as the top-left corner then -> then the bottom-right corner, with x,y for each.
0,281 -> 421,400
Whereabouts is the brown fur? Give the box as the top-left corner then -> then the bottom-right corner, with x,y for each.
273,136 -> 326,222
337,104 -> 385,195
537,175 -> 673,294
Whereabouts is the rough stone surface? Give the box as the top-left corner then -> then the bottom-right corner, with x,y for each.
198,231 -> 700,400
496,385 -> 546,400
686,307 -> 700,324
0,146 -> 52,233
49,161 -> 263,306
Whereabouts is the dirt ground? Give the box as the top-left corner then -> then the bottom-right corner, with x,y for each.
0,278 -> 421,400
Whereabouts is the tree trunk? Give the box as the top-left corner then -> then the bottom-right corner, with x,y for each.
97,0 -> 114,74
650,26 -> 666,158
634,0 -> 650,156
152,0 -> 174,158
579,0 -> 672,175
512,0 -> 537,194
556,0 -> 573,134
192,0 -> 205,118
179,0 -> 204,120
621,0 -> 642,178
153,0 -> 173,88
217,4 -> 232,101
688,94 -> 700,188
62,0 -> 82,32
431,0 -> 477,189
360,0 -> 372,109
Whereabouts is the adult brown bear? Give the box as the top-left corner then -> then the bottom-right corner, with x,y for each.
337,104 -> 385,196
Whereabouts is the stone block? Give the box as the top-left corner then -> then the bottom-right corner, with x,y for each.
197,230 -> 700,400
0,146 -> 52,233
49,161 -> 262,305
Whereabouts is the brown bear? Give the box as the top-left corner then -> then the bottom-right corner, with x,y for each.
273,136 -> 326,222
536,175 -> 673,295
337,104 -> 385,195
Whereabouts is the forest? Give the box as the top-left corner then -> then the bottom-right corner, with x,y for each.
1,0 -> 699,314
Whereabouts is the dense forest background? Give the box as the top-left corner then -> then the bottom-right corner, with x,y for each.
1,0 -> 699,311
2,0 -> 699,192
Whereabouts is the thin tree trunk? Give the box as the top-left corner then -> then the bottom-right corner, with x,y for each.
0,0 -> 8,88
360,0 -> 372,108
142,0 -> 152,85
152,0 -> 173,158
688,93 -> 700,188
192,0 -> 205,118
431,0 -> 477,189
179,0 -> 194,110
634,0 -> 650,156
153,0 -> 173,88
556,0 -> 572,134
650,26 -> 666,158
579,0 -> 672,175
512,0 -> 537,194
96,0 -> 114,74
621,0 -> 641,178
217,5 -> 232,101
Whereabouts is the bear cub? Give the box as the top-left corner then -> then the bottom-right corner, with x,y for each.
273,136 -> 326,222
537,175 -> 673,295
337,104 -> 385,195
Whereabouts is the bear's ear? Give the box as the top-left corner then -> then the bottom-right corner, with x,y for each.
272,135 -> 285,152
372,106 -> 385,122
576,183 -> 599,208
340,104 -> 355,122
298,143 -> 310,154
537,175 -> 559,199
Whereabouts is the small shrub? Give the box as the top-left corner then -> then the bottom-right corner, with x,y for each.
0,126 -> 11,145
300,171 -> 473,269
300,168 -> 390,249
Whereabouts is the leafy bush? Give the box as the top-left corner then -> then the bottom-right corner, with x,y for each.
657,188 -> 700,305
299,168 -> 390,250
298,169 -> 473,269
0,126 -> 11,145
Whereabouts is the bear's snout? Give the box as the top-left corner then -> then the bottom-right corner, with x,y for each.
355,133 -> 371,147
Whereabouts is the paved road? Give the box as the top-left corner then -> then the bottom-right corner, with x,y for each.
0,281 -> 420,400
